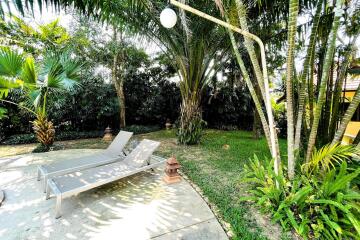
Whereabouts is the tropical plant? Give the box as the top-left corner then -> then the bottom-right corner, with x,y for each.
0,16 -> 72,56
241,152 -> 360,239
0,47 -> 81,149
302,143 -> 359,175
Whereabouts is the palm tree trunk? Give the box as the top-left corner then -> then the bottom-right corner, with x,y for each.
234,0 -> 266,102
306,0 -> 343,162
226,18 -> 274,160
329,36 -> 359,139
285,0 -> 299,179
332,85 -> 360,145
308,46 -> 316,126
294,0 -> 322,152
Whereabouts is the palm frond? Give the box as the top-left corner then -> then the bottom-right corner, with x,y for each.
21,56 -> 37,85
302,144 -> 359,175
0,47 -> 24,77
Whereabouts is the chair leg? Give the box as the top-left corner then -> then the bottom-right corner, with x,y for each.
43,176 -> 48,193
46,183 -> 51,200
37,168 -> 41,181
55,195 -> 62,219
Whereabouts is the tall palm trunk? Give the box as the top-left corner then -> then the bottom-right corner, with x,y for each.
332,84 -> 360,145
294,0 -> 323,152
228,3 -> 280,166
178,96 -> 204,144
285,0 -> 299,179
329,36 -> 359,139
306,0 -> 343,162
234,0 -> 266,102
226,17 -> 274,160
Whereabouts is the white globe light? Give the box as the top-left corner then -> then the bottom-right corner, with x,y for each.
160,8 -> 177,29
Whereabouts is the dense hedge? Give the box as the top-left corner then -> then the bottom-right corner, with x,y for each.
1,125 -> 161,145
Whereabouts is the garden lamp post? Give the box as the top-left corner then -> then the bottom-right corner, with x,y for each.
160,0 -> 280,174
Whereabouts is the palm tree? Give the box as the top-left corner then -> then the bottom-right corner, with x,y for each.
0,47 -> 81,148
305,0 -> 343,162
284,0 -> 299,179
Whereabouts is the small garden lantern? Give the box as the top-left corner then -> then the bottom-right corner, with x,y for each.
103,126 -> 113,142
163,156 -> 181,184
165,119 -> 172,130
160,7 -> 177,28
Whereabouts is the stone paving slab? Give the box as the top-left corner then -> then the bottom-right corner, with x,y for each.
0,149 -> 228,240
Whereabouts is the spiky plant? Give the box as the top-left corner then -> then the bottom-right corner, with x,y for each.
0,47 -> 81,149
32,112 -> 55,147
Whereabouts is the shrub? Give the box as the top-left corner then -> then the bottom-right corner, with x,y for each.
1,126 -> 162,145
32,144 -> 51,153
1,133 -> 37,145
241,151 -> 360,239
1,131 -> 103,145
122,125 -> 161,135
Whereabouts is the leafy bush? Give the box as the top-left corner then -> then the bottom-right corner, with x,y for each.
1,126 -> 162,145
202,85 -> 253,130
32,144 -> 51,153
1,133 -> 37,145
122,125 -> 161,135
1,131 -> 103,145
241,149 -> 360,239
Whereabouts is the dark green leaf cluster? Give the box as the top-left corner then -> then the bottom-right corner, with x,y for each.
241,153 -> 360,239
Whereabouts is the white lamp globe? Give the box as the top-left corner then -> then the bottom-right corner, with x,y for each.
160,8 -> 177,28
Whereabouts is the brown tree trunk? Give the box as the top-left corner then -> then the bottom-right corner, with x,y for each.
117,81 -> 126,128
252,83 -> 262,139
111,28 -> 126,128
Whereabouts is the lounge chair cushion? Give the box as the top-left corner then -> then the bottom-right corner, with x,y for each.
52,161 -> 135,193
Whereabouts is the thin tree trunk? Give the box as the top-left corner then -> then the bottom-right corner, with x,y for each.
285,0 -> 299,179
308,46 -> 316,126
306,0 -> 342,162
115,80 -> 126,128
234,0 -> 266,102
329,36 -> 359,139
332,84 -> 360,145
294,0 -> 322,152
227,23 -> 273,151
111,28 -> 126,128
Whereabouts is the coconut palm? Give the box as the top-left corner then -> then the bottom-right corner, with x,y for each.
0,47 -> 81,148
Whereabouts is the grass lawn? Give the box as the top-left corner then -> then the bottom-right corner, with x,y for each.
0,129 -> 288,239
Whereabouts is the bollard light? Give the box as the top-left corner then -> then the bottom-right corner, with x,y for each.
160,8 -> 177,28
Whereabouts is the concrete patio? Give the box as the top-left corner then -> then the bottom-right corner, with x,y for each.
0,149 -> 228,240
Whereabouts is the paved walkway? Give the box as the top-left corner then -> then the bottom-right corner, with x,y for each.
0,149 -> 228,240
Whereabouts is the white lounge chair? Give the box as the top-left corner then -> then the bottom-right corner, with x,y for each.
38,131 -> 133,192
46,139 -> 165,218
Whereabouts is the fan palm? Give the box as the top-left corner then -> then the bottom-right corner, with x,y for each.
0,47 -> 81,147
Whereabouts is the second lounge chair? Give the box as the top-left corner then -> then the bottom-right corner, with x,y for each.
46,139 -> 164,218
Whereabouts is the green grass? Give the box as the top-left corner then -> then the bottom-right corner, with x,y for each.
141,129 -> 287,240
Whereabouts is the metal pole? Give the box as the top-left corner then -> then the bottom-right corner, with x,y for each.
169,0 -> 279,169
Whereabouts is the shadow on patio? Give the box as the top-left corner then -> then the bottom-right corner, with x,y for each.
0,149 -> 227,240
